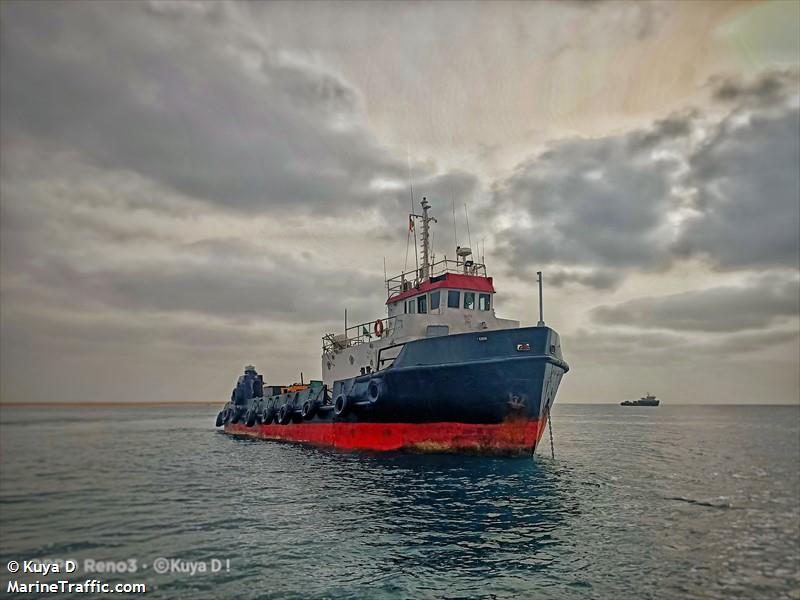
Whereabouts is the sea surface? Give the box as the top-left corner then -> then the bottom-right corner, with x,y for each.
0,404 -> 798,599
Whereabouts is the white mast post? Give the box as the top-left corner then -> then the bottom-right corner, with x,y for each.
418,197 -> 437,280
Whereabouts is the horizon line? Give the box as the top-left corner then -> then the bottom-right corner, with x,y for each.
1,401 -> 798,408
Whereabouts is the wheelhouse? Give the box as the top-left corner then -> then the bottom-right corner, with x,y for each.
386,271 -> 495,318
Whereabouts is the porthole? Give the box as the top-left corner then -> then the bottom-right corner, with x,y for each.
349,355 -> 355,365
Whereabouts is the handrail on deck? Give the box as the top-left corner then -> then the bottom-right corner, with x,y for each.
385,257 -> 487,298
376,341 -> 407,371
322,315 -> 399,353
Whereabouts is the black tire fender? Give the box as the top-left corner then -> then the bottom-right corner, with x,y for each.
368,380 -> 383,402
334,395 -> 348,417
301,400 -> 318,420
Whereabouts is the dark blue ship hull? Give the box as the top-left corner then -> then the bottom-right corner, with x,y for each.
217,326 -> 568,455
335,326 -> 567,423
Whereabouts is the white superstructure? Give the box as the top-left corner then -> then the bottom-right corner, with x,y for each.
321,199 -> 519,386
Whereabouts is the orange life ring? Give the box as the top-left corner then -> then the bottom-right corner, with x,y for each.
374,319 -> 384,337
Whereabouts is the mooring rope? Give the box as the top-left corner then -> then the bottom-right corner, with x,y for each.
534,406 -> 556,460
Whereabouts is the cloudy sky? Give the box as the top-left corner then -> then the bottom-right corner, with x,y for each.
1,0 -> 798,404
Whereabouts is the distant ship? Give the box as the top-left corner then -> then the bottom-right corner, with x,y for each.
214,198 -> 569,455
621,394 -> 660,407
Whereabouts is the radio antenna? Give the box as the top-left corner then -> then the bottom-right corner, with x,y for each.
404,151 -> 414,272
464,203 -> 473,251
407,152 -> 420,279
404,224 -> 411,272
384,256 -> 390,304
451,191 -> 458,255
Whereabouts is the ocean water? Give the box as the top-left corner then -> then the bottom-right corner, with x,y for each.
0,404 -> 798,599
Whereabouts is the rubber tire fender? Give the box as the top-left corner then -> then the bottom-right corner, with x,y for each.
368,380 -> 383,402
334,395 -> 349,417
215,411 -> 224,427
301,400 -> 318,420
278,404 -> 292,425
245,409 -> 257,427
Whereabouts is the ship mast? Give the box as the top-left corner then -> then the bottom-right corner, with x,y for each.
411,197 -> 437,281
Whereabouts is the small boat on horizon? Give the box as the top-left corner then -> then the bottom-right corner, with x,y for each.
621,394 -> 660,407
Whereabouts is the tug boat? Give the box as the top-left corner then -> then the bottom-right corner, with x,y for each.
215,198 -> 569,455
621,394 -> 660,407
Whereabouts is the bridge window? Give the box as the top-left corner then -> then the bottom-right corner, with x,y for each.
406,299 -> 416,314
479,293 -> 491,311
417,295 -> 427,314
464,292 -> 475,310
447,290 -> 460,308
430,290 -> 440,310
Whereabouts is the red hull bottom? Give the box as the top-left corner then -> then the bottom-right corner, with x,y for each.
223,418 -> 546,456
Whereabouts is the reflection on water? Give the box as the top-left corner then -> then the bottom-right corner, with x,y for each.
1,405 -> 798,599
316,452 -> 578,581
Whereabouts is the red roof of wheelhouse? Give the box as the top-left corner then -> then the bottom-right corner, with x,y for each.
386,273 -> 495,305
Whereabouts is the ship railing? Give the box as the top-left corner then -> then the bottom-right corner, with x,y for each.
322,315 -> 399,353
385,257 -> 487,298
376,341 -> 406,371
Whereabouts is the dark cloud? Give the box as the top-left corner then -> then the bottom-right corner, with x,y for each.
569,327 -> 689,364
591,274 -> 800,333
2,221 -> 383,325
698,328 -> 800,357
0,1 -> 418,215
710,69 -> 799,108
545,268 -> 620,290
488,68 -> 799,289
1,304 -> 277,354
86,250 -> 383,322
675,107 -> 800,269
488,126 -> 682,287
566,326 -> 799,377
629,111 -> 696,151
